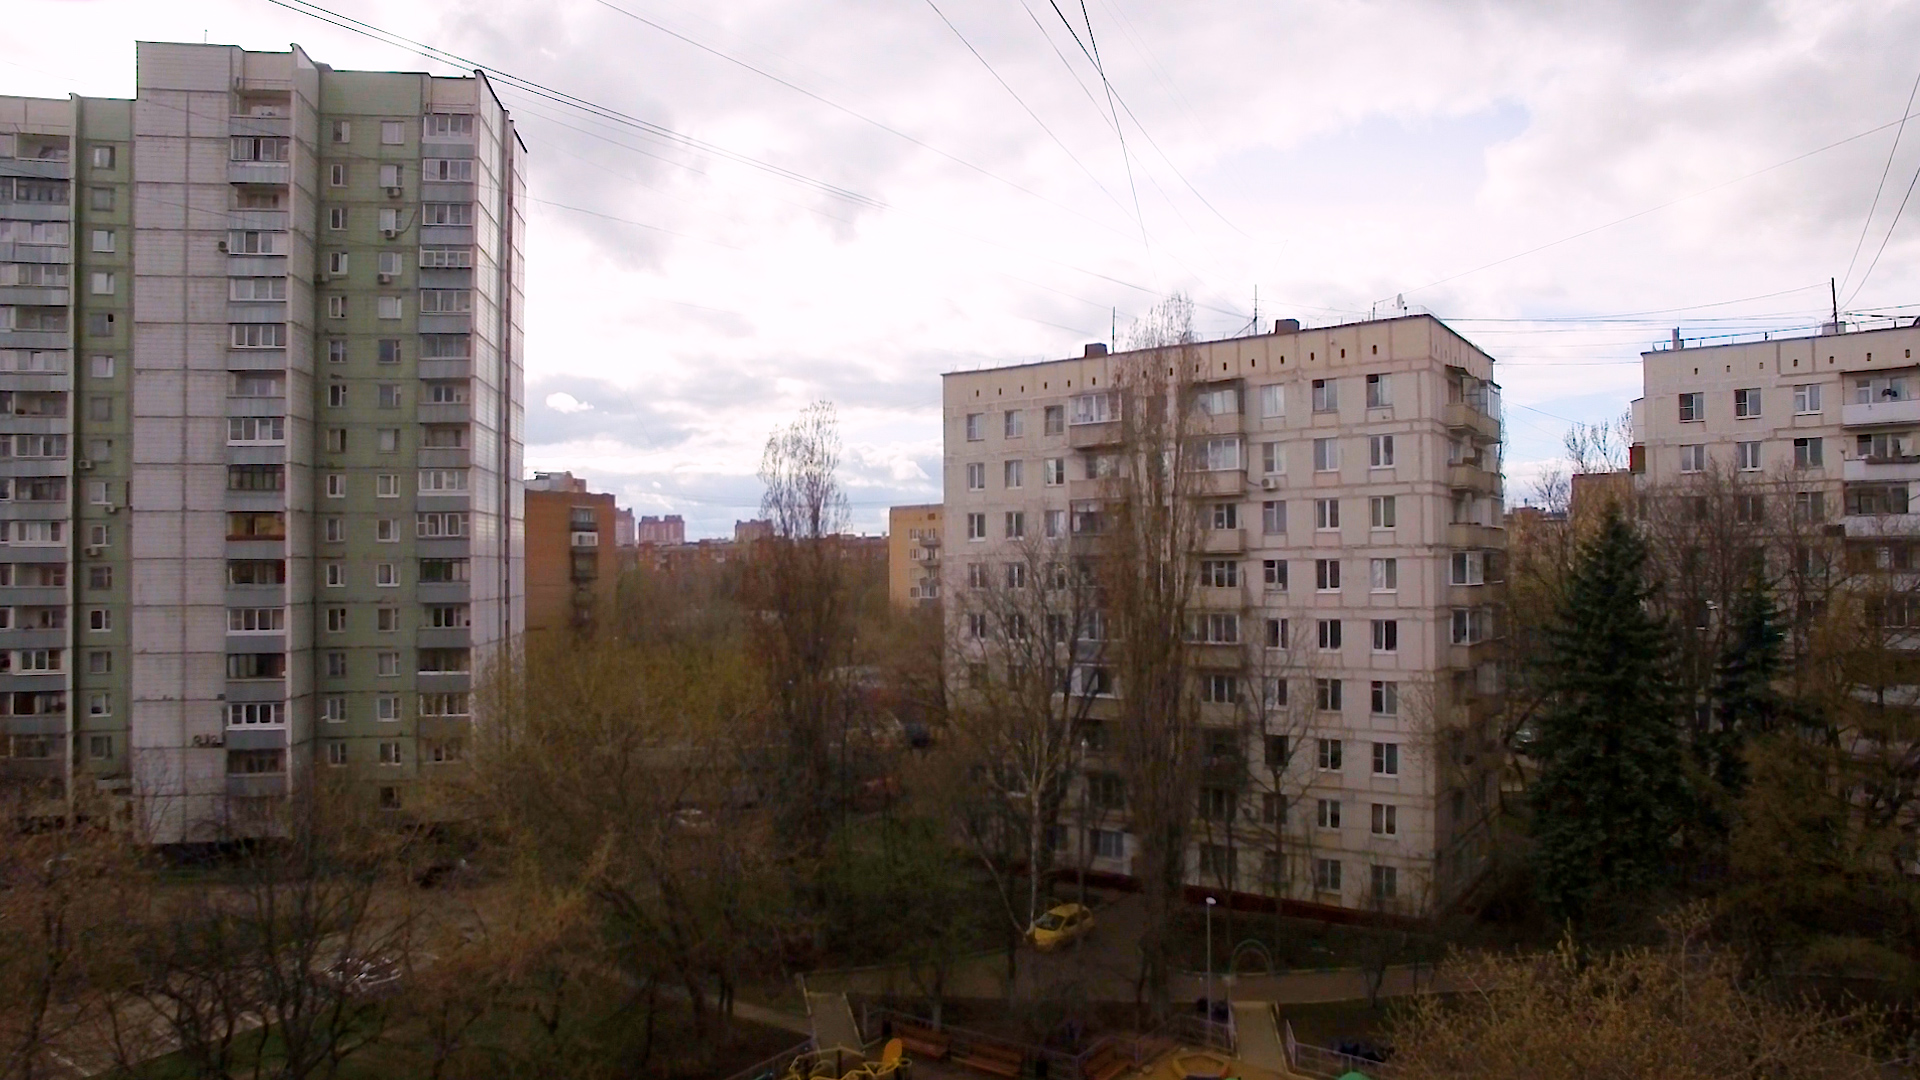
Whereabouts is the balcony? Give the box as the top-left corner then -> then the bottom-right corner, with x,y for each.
570,530 -> 599,549
1446,522 -> 1505,549
1843,456 -> 1920,483
1188,469 -> 1246,497
1191,411 -> 1243,438
226,161 -> 289,186
1444,402 -> 1502,441
1199,527 -> 1246,554
1843,513 -> 1920,538
1842,398 -> 1920,428
1068,421 -> 1124,449
1447,464 -> 1501,492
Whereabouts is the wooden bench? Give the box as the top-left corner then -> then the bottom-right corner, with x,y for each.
952,1040 -> 1025,1079
1081,1042 -> 1132,1080
890,1022 -> 951,1061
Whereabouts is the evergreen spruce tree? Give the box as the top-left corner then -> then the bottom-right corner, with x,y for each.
1708,566 -> 1784,800
1528,503 -> 1691,920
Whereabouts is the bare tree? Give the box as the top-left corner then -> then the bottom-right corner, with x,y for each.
749,402 -> 858,857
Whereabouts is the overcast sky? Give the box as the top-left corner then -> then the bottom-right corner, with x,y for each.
8,0 -> 1920,536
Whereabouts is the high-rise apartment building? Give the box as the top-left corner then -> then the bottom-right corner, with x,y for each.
0,42 -> 525,841
941,316 -> 1505,913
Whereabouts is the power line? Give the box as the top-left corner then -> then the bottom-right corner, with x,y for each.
585,0 -> 1137,238
1394,104 -> 1920,302
1839,67 -> 1920,298
918,0 -> 1133,224
1057,0 -> 1148,254
1844,134 -> 1920,308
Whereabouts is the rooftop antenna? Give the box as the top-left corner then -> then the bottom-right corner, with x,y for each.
1252,286 -> 1259,331
1110,307 -> 1116,351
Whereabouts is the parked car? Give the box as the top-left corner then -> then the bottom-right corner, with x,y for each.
1027,903 -> 1095,951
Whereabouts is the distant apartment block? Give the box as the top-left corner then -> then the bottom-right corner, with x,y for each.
524,470 -> 617,637
0,41 -> 526,840
942,316 -> 1506,913
888,503 -> 942,606
635,513 -> 683,545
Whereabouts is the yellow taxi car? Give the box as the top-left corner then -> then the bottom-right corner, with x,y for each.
1027,903 -> 1095,951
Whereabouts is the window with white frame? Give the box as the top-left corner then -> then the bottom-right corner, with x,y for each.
1451,550 -> 1485,585
1263,559 -> 1287,591
1315,498 -> 1339,530
1737,441 -> 1762,471
1262,500 -> 1285,534
1371,803 -> 1398,836
1317,798 -> 1341,829
1004,460 -> 1024,488
1368,434 -> 1394,467
1734,388 -> 1762,418
965,413 -> 983,440
967,512 -> 986,540
1004,409 -> 1024,438
1371,557 -> 1397,591
1261,441 -> 1284,474
1004,511 -> 1025,538
1044,457 -> 1065,485
1366,372 -> 1392,408
1680,444 -> 1706,473
1315,558 -> 1340,591
1316,618 -> 1341,650
1199,437 -> 1241,471
1373,741 -> 1399,775
1371,620 -> 1398,653
1794,437 -> 1824,468
1793,383 -> 1822,414
1679,392 -> 1704,422
1371,679 -> 1399,715
1313,437 -> 1340,471
1369,495 -> 1396,529
1311,379 -> 1337,412
1259,384 -> 1284,418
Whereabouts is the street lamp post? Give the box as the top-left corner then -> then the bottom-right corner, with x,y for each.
1205,895 -> 1217,1021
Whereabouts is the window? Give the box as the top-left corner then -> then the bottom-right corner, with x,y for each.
1004,460 -> 1023,488
1199,437 -> 1241,471
326,652 -> 347,678
1071,392 -> 1120,426
1263,559 -> 1287,591
966,512 -> 986,540
1371,804 -> 1398,836
1372,864 -> 1398,900
379,207 -> 401,233
326,606 -> 347,632
378,428 -> 399,453
331,119 -> 351,143
1200,559 -> 1238,587
417,559 -> 468,584
1737,441 -> 1762,471
92,144 -> 114,168
1369,434 -> 1394,467
89,185 -> 113,211
89,735 -> 113,760
1317,799 -> 1342,829
1679,391 -> 1704,422
326,295 -> 348,319
418,469 -> 468,492
1794,383 -> 1822,414
426,605 -> 471,628
416,512 -> 469,537
88,227 -> 116,253
326,382 -> 347,409
1370,557 -> 1397,592
87,650 -> 110,675
1311,378 -> 1337,412
1796,490 -> 1827,521
88,271 -> 114,296
1262,500 -> 1286,534
228,417 -> 285,445
325,474 -> 345,499
964,413 -> 983,440
381,120 -> 404,144
377,607 -> 402,632
1210,502 -> 1239,530
1371,680 -> 1399,715
87,566 -> 111,591
378,163 -> 403,189
1259,383 -> 1285,417
1315,858 -> 1342,893
1373,741 -> 1399,776
1315,558 -> 1340,591
88,608 -> 110,632
1317,619 -> 1342,650
1734,388 -> 1762,418
1003,409 -> 1024,438
378,295 -> 402,320
1365,373 -> 1391,408
1735,494 -> 1765,524
1450,550 -> 1485,585
1312,437 -> 1340,471
1794,437 -> 1824,468
1043,457 -> 1065,486
421,203 -> 473,226
1004,562 -> 1028,590
1004,511 -> 1025,538
378,474 -> 400,498
1200,673 -> 1239,703
326,741 -> 348,766
1261,441 -> 1284,475
423,112 -> 475,138
964,464 -> 982,494
1043,508 -> 1066,537
1369,495 -> 1396,529
230,136 -> 290,163
1680,444 -> 1706,473
1315,498 -> 1339,530
1265,617 -> 1289,649
1371,620 -> 1398,653
1316,678 -> 1343,712
375,563 -> 398,588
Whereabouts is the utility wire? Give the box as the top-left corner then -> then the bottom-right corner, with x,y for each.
1395,104 -> 1920,302
1844,134 -> 1920,308
586,0 -> 1137,237
1839,67 -> 1920,298
1061,0 -> 1148,254
918,0 -> 1133,224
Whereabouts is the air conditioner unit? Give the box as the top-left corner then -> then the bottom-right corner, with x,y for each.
83,545 -> 102,557
382,228 -> 399,240
377,272 -> 394,284
1260,477 -> 1281,490
75,459 -> 93,471
216,240 -> 229,253
385,186 -> 402,198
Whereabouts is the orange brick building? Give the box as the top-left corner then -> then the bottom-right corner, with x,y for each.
525,472 -> 621,638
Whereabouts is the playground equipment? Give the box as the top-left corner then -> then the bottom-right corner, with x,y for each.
782,1039 -> 909,1080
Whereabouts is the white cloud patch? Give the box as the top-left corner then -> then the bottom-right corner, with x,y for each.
544,392 -> 594,415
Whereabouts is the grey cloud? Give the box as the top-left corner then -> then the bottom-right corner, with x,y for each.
524,374 -> 697,447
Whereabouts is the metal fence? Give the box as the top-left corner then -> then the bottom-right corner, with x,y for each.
1292,1042 -> 1397,1079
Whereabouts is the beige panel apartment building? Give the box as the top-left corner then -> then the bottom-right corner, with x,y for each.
941,315 -> 1505,914
1631,322 -> 1920,531
888,503 -> 942,607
